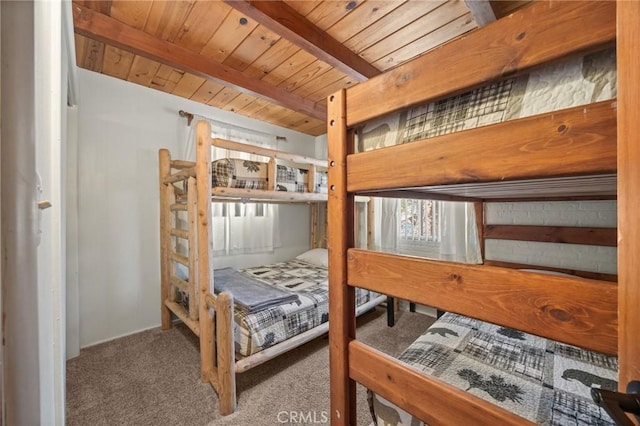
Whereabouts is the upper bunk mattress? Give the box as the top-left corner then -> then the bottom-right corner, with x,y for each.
369,312 -> 617,425
357,48 -> 616,152
212,158 -> 328,194
234,259 -> 374,356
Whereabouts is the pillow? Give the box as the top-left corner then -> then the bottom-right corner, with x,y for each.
295,248 -> 328,267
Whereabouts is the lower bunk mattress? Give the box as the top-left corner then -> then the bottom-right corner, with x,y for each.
232,259 -> 374,356
369,312 -> 617,425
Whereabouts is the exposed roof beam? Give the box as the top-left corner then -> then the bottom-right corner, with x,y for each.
72,3 -> 326,121
224,0 -> 380,82
464,0 -> 497,26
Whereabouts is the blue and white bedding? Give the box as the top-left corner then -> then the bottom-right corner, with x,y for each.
234,259 -> 373,356
369,312 -> 617,425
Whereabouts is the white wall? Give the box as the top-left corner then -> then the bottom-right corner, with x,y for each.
485,200 -> 617,274
75,69 -> 318,348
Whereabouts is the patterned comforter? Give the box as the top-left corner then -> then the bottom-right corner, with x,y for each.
234,259 -> 372,356
357,48 -> 616,152
369,312 -> 617,425
211,158 -> 328,194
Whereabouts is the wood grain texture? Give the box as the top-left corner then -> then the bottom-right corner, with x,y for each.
224,0 -> 380,80
346,0 -> 616,126
347,101 -> 617,193
483,260 -> 617,283
158,149 -> 173,330
347,249 -> 618,355
483,225 -> 617,247
350,341 -> 532,426
617,0 -> 640,395
216,291 -> 236,415
72,3 -> 326,120
187,178 -> 199,321
195,121 -> 215,385
327,89 -> 356,426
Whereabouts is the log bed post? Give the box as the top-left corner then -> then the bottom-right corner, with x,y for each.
187,177 -> 199,321
327,89 -> 356,425
159,149 -> 174,330
195,121 -> 215,383
617,0 -> 640,402
216,291 -> 236,415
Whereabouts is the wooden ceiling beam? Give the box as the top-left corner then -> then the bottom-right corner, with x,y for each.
72,3 -> 326,121
224,0 -> 380,82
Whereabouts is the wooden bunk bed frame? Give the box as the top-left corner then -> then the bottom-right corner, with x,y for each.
158,123 -> 386,415
326,1 -> 639,425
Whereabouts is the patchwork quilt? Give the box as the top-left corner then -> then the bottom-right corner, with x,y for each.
234,259 -> 373,356
211,158 -> 328,193
369,313 -> 617,425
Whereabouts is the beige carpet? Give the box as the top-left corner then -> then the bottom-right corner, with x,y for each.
67,307 -> 435,425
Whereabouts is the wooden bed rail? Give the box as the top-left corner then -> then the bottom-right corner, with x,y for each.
212,137 -> 327,168
346,249 -> 618,356
347,100 -> 617,193
349,341 -> 532,426
212,137 -> 328,194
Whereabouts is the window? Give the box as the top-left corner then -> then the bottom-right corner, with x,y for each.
399,199 -> 441,243
397,199 -> 442,257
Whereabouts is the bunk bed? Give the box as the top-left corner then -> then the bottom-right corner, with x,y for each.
327,1 -> 639,425
158,125 -> 386,415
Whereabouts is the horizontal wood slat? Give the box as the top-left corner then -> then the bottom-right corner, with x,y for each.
347,101 -> 616,193
212,187 -> 327,202
345,0 -> 616,126
347,249 -> 617,355
170,203 -> 187,211
164,301 -> 199,336
170,160 -> 195,170
170,228 -> 189,239
349,341 -> 531,426
483,260 -> 618,283
170,276 -> 190,294
163,168 -> 196,184
483,225 -> 617,247
170,252 -> 189,266
212,138 -> 327,168
72,4 -> 327,121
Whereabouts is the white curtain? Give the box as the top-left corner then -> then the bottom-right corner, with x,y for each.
182,115 -> 280,255
372,198 -> 481,264
438,201 -> 482,263
371,197 -> 398,252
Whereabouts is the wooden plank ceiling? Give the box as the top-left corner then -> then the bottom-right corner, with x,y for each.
72,0 -> 529,136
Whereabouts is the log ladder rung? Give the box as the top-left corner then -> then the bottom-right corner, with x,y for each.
170,203 -> 188,211
164,301 -> 199,336
170,275 -> 190,294
170,228 -> 189,239
170,252 -> 189,266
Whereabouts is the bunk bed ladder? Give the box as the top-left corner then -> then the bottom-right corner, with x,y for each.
159,150 -> 200,335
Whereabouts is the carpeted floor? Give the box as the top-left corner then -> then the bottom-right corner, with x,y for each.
66,307 -> 435,425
